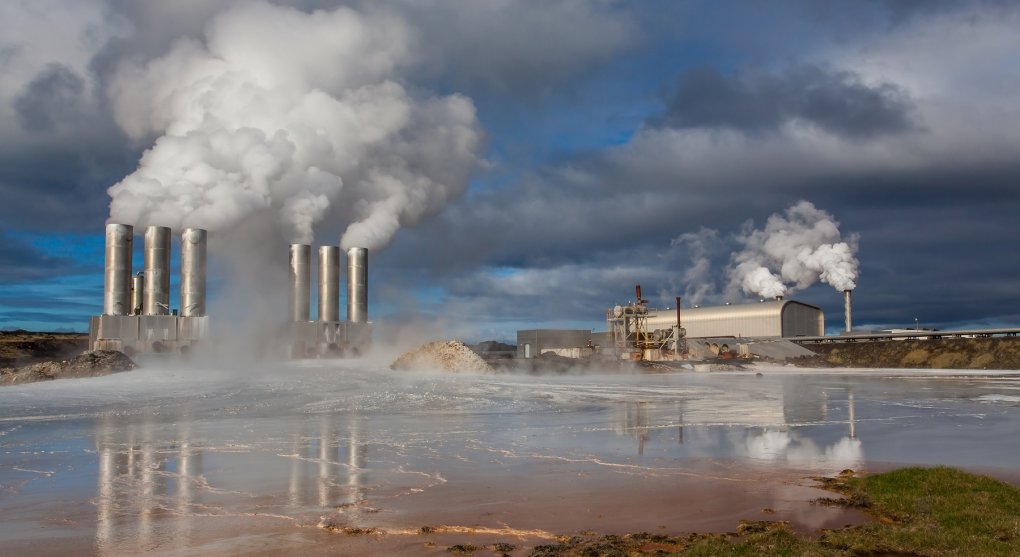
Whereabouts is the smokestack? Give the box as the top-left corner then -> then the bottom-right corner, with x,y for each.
289,244 -> 311,322
844,289 -> 853,333
318,246 -> 340,322
143,225 -> 171,315
131,272 -> 144,315
180,228 -> 207,317
347,247 -> 367,323
103,223 -> 133,315
675,296 -> 682,326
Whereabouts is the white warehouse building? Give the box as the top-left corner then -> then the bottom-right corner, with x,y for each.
644,300 -> 824,338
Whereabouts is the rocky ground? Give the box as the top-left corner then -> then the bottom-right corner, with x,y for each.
796,336 -> 1020,369
0,330 -> 88,368
0,350 -> 136,385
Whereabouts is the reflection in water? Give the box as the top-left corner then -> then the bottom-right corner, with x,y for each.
609,384 -> 861,469
744,389 -> 861,468
94,413 -> 367,555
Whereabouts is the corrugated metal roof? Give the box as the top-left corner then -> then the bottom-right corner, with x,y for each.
643,300 -> 823,338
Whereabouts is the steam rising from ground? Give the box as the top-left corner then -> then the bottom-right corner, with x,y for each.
728,201 -> 859,299
106,1 -> 483,249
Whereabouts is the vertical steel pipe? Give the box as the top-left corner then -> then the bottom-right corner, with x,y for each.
843,289 -> 853,333
180,228 -> 207,317
318,246 -> 340,322
289,244 -> 311,322
103,223 -> 133,315
143,225 -> 171,315
131,272 -> 145,315
346,247 -> 367,323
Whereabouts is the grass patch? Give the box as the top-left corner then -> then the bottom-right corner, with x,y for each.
523,467 -> 1020,556
821,466 -> 1020,556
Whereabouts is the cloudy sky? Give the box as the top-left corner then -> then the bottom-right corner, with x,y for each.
1,0 -> 1018,340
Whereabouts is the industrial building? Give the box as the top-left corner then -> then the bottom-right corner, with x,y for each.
516,329 -> 593,359
644,299 -> 825,339
599,285 -> 829,361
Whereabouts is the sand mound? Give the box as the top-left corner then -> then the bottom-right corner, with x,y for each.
391,341 -> 494,373
1,350 -> 137,386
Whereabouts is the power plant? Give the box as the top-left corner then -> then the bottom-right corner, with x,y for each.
518,283 -> 858,363
88,224 -> 371,357
285,244 -> 372,358
89,224 -> 209,354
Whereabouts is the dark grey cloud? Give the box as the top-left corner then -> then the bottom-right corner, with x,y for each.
653,65 -> 916,139
13,64 -> 86,133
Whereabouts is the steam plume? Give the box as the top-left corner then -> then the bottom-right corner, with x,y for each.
106,1 -> 482,249
728,201 -> 859,299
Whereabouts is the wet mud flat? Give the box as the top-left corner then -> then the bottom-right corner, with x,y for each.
1,363 -> 1019,555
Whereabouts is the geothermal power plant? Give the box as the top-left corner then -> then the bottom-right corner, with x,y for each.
285,243 -> 371,357
89,224 -> 208,354
88,224 -> 371,357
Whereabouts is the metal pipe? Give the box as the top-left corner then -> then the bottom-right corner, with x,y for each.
346,247 -> 367,323
289,244 -> 311,322
844,289 -> 853,333
131,272 -> 145,315
675,296 -> 682,326
635,284 -> 643,303
103,223 -> 133,315
180,228 -> 207,317
143,225 -> 171,315
318,246 -> 340,322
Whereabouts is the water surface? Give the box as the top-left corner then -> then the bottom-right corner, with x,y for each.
1,361 -> 1018,555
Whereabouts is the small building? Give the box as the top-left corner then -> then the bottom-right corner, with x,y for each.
643,300 -> 824,339
516,329 -> 592,359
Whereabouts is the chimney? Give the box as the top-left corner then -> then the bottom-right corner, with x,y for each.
675,296 -> 682,327
347,247 -> 368,323
844,289 -> 853,333
318,246 -> 340,322
180,228 -> 208,317
289,244 -> 311,322
143,225 -> 171,315
103,224 -> 133,315
635,284 -> 646,304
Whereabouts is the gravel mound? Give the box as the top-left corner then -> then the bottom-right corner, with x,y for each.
391,340 -> 494,373
1,350 -> 137,386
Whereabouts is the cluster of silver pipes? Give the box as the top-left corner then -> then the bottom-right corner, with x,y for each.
285,243 -> 371,358
103,224 -> 207,317
286,244 -> 367,325
90,224 -> 208,354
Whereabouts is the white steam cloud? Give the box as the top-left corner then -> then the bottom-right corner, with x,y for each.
728,201 -> 859,299
106,1 -> 483,249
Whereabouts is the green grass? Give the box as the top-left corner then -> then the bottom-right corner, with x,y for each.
821,466 -> 1020,556
524,467 -> 1020,556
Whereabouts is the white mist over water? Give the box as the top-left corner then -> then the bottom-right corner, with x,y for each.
106,1 -> 483,249
728,201 -> 859,299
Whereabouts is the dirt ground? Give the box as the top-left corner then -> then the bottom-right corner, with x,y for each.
0,330 -> 88,368
796,336 -> 1020,369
